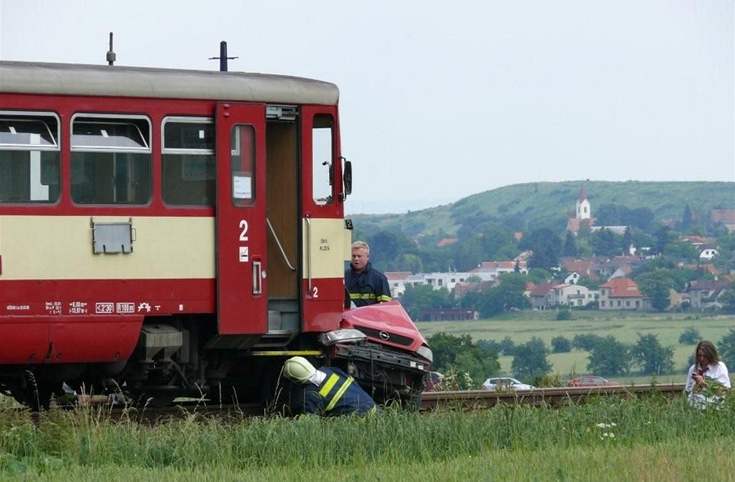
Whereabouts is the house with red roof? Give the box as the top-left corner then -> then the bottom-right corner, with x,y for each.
529,283 -> 557,310
686,280 -> 732,310
599,278 -> 649,311
711,209 -> 735,233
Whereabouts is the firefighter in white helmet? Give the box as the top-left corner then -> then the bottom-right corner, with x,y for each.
282,356 -> 376,416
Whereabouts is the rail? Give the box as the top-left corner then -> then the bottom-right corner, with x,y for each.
20,384 -> 687,423
420,383 -> 686,410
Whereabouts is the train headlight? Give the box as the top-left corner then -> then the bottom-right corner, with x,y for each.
319,329 -> 367,346
416,345 -> 433,363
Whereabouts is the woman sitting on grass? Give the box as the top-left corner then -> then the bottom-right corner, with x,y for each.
685,340 -> 731,408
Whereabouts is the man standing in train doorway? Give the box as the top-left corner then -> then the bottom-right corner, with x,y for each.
345,241 -> 392,308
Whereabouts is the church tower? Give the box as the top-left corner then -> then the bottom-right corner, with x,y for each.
576,185 -> 591,220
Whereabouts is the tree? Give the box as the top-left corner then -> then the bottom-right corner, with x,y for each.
395,253 -> 423,273
678,327 -> 701,345
426,332 -> 500,389
587,336 -> 631,376
663,241 -> 699,262
511,337 -> 552,383
556,308 -> 573,320
551,336 -> 572,353
576,276 -> 600,290
572,334 -> 604,351
654,225 -> 674,255
595,204 -> 654,231
718,288 -> 735,314
453,235 -> 486,271
499,337 -> 516,356
477,339 -> 500,354
622,227 -> 633,255
562,231 -> 578,257
718,329 -> 735,369
521,228 -> 562,270
681,205 -> 693,231
631,334 -> 674,375
400,285 -> 454,320
472,273 -> 530,318
590,228 -> 620,256
637,270 -> 672,311
527,268 -> 552,284
492,273 -> 530,311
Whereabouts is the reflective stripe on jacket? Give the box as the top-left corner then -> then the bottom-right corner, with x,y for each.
290,367 -> 376,416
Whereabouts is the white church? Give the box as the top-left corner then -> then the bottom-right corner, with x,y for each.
566,186 -> 628,236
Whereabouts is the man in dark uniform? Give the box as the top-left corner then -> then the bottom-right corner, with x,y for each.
345,240 -> 392,308
283,356 -> 376,416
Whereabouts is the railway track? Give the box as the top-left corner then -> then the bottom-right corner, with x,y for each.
420,383 -> 686,410
19,383 -> 686,422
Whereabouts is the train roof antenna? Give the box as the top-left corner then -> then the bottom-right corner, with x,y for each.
106,32 -> 116,66
209,41 -> 238,72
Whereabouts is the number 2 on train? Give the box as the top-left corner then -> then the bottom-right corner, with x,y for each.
238,220 -> 249,262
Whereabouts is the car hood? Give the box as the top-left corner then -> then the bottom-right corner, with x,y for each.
341,300 -> 427,353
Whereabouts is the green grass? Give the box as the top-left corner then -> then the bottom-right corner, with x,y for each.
3,396 -> 735,480
8,438 -> 735,481
417,313 -> 735,381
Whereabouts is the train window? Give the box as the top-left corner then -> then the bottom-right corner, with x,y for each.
312,114 -> 334,205
231,125 -> 255,206
0,113 -> 60,204
71,115 -> 151,205
162,117 -> 215,206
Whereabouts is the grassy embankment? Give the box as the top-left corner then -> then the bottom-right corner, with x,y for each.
2,396 -> 735,481
417,312 -> 735,384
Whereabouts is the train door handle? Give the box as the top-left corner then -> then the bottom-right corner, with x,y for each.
252,260 -> 263,295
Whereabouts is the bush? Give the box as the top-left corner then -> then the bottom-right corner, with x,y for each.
631,334 -> 674,375
556,308 -> 573,320
499,337 -> 516,356
678,327 -> 701,345
718,329 -> 735,369
587,336 -> 632,376
512,337 -> 552,383
572,334 -> 604,351
551,336 -> 572,353
426,333 -> 500,388
533,373 -> 562,388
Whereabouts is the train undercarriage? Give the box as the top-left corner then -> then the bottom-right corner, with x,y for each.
1,308 -> 431,411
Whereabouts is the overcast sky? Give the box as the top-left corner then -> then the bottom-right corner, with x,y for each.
1,1 -> 733,213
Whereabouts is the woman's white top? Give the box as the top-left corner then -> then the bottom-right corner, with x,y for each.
685,361 -> 731,393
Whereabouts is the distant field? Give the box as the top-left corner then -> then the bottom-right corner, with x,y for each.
416,312 -> 735,382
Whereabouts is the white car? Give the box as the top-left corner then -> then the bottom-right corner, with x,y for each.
482,377 -> 535,391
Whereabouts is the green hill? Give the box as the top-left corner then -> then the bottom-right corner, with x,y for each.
353,181 -> 735,242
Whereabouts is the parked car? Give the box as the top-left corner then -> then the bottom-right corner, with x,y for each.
566,375 -> 615,387
482,377 -> 535,391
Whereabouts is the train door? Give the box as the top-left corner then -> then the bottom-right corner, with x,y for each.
300,105 -> 346,333
215,103 -> 268,335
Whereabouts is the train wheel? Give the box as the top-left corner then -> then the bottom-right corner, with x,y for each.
14,371 -> 54,411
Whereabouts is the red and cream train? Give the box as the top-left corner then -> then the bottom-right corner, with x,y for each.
0,61 -> 431,408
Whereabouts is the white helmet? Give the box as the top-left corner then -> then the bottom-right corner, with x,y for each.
283,356 -> 316,384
